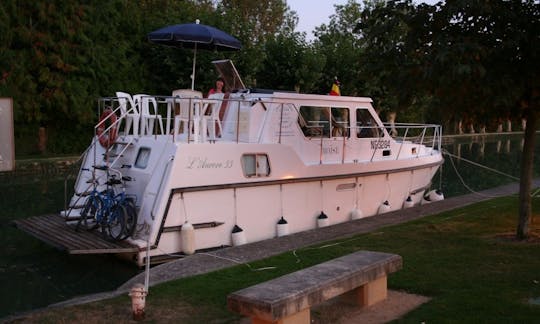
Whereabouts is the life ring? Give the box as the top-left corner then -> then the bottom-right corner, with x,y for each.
97,108 -> 118,148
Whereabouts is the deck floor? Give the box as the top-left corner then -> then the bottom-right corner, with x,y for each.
13,214 -> 139,254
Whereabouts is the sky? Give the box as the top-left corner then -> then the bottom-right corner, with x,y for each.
287,0 -> 438,40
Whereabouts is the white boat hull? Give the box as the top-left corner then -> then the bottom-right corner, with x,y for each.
61,90 -> 443,266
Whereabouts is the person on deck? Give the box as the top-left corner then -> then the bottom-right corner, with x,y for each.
207,77 -> 225,97
206,77 -> 228,137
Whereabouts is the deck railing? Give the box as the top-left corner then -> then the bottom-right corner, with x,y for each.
384,122 -> 443,158
95,96 -> 442,160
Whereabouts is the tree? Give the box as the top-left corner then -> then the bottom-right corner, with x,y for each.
255,31 -> 324,93
0,0 -> 152,153
395,0 -> 539,238
217,0 -> 289,86
313,0 -> 364,95
356,0 -> 423,118
253,5 -> 325,93
428,0 -> 538,239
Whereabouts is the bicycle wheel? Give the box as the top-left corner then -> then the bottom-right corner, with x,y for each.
120,198 -> 137,240
76,194 -> 102,231
104,204 -> 127,241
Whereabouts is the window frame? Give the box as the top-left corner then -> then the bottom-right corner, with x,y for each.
298,105 -> 350,138
241,153 -> 271,178
355,108 -> 383,138
134,147 -> 151,169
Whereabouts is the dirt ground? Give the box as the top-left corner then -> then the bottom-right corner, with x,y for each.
317,290 -> 430,324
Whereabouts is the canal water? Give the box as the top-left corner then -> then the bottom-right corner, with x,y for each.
0,159 -> 141,318
439,133 -> 539,196
0,133 -> 538,318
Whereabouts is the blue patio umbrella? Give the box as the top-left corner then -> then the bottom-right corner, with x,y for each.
148,20 -> 242,90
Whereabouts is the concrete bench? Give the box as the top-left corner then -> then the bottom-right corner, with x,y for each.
227,250 -> 402,324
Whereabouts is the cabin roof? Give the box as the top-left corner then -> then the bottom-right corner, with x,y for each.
237,90 -> 373,104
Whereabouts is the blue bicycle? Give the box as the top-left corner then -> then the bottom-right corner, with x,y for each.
76,166 -> 132,241
102,169 -> 137,240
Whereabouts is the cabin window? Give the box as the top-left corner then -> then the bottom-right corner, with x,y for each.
356,109 -> 382,138
241,153 -> 270,177
331,108 -> 349,137
134,147 -> 151,169
298,106 -> 349,138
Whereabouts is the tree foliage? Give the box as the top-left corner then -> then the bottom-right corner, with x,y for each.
256,32 -> 324,93
313,0 -> 364,96
0,1 -> 152,152
412,0 -> 539,127
361,0 -> 539,239
355,0 -> 419,116
217,0 -> 289,85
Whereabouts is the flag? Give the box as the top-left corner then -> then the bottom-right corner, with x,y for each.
329,78 -> 340,96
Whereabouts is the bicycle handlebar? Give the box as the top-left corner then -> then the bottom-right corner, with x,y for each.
105,178 -> 123,186
89,165 -> 134,187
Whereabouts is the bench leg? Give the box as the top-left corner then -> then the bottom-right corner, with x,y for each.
343,275 -> 387,307
251,307 -> 310,324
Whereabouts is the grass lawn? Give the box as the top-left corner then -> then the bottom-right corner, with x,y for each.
9,195 -> 540,323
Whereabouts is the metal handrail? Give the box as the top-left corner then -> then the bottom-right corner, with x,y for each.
94,96 -> 443,159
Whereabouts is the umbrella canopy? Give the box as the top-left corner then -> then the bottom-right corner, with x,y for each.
148,23 -> 242,50
148,21 -> 242,89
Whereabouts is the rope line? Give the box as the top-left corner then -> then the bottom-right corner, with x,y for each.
443,149 -> 519,181
442,149 -> 524,198
198,252 -> 276,271
443,150 -> 498,198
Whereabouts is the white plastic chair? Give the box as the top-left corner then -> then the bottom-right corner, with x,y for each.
172,89 -> 202,98
133,94 -> 163,135
172,90 -> 202,141
202,93 -> 225,141
116,92 -> 140,136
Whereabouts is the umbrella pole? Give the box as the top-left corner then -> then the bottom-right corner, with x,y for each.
191,44 -> 197,90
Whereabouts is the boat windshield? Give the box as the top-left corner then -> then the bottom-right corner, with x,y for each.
212,59 -> 245,91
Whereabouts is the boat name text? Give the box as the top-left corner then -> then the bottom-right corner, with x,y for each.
187,157 -> 233,169
371,140 -> 390,150
322,146 -> 339,154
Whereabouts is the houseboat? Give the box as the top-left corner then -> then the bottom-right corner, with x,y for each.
16,63 -> 444,266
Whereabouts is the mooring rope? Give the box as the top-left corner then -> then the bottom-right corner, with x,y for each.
443,149 -> 520,181
442,149 -> 519,198
198,252 -> 277,271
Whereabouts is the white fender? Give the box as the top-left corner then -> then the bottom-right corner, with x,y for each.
403,196 -> 414,209
317,211 -> 329,228
276,217 -> 289,237
181,221 -> 195,255
423,189 -> 444,204
231,225 -> 247,246
378,200 -> 391,214
350,208 -> 363,220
